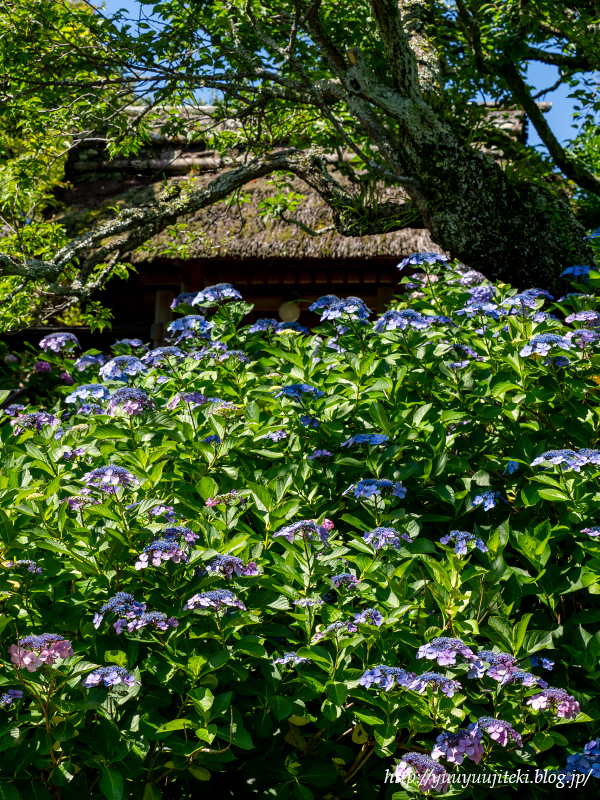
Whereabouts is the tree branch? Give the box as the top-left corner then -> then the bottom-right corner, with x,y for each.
500,61 -> 600,196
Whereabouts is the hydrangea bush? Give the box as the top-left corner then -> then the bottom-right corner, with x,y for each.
1,270 -> 600,798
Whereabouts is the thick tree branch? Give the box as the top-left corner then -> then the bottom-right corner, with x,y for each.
500,61 -> 600,196
525,46 -> 595,72
368,0 -> 423,99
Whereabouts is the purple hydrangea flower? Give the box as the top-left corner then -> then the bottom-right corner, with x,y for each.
204,555 -> 258,578
218,350 -> 250,365
530,656 -> 555,671
561,265 -> 590,281
472,491 -> 506,511
566,329 -> 600,347
3,354 -> 18,363
272,652 -> 311,666
473,717 -> 522,747
341,433 -> 388,447
527,687 -> 580,719
331,573 -> 359,590
416,637 -> 475,666
409,672 -> 462,697
99,356 -> 146,380
74,354 -> 107,371
363,527 -> 411,550
5,559 -> 42,575
432,727 -> 484,765
93,592 -> 146,631
394,754 -> 450,794
468,285 -> 495,303
34,361 -> 52,373
544,356 -> 570,368
449,360 -> 470,370
467,650 -> 518,681
65,384 -> 110,404
374,309 -> 431,332
64,447 -> 85,462
360,665 -> 415,691
171,291 -> 203,309
60,372 -> 75,385
206,491 -> 245,507
308,449 -> 332,461
134,528 -> 193,570
260,430 -> 288,442
313,620 -> 358,642
108,387 -> 156,416
439,530 -> 487,556
83,465 -> 138,490
500,669 -> 547,688
530,449 -> 587,471
142,347 -> 184,367
185,589 -> 246,611
565,309 -> 600,325
0,689 -> 23,706
77,403 -> 104,416
10,412 -> 58,435
274,384 -> 324,400
520,334 -> 572,357
62,490 -> 102,510
273,520 -> 330,545
82,666 -> 140,688
582,526 -> 600,538
191,283 -> 242,305
9,634 -> 74,672
39,332 -> 80,353
398,252 -> 449,270
1,403 -> 25,417
293,598 -> 323,608
167,392 -> 217,410
354,607 -> 383,626
343,479 -> 406,500
125,611 -> 178,634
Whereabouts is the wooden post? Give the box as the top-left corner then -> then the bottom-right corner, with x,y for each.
151,289 -> 175,347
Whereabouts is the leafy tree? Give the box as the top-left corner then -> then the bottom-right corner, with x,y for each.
0,0 -> 599,324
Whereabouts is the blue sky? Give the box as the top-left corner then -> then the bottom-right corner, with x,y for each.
99,0 -> 585,148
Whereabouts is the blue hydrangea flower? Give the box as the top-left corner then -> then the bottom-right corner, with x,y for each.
78,403 -> 104,415
581,525 -> 600,538
520,334 -> 572,358
472,491 -> 506,511
309,295 -> 339,311
5,559 -> 42,574
359,665 -> 415,691
99,356 -> 146,380
320,297 -> 370,322
142,347 -> 184,367
65,384 -> 110,404
39,332 -> 80,353
363,527 -> 411,550
374,309 -> 431,332
167,392 -> 217,410
408,672 -> 462,697
563,739 -> 600,780
544,356 -> 570,368
341,433 -> 388,447
273,520 -> 330,545
191,283 -> 242,305
204,555 -> 258,578
354,607 -> 383,626
73,354 -> 107,371
584,230 -> 600,240
93,592 -> 146,630
274,384 -> 324,400
417,637 -> 475,666
171,292 -> 204,309
0,689 -> 23,706
293,598 -> 323,608
530,449 -> 587,471
397,252 -> 449,270
330,573 -> 359,590
566,329 -> 600,348
185,589 -> 246,611
299,414 -> 320,427
308,449 -> 332,460
504,460 -> 519,475
277,322 -> 309,335
343,479 -> 406,500
125,611 -> 178,634
112,339 -> 148,350
466,650 -> 518,681
1,403 -> 25,417
565,310 -> 600,325
248,318 -> 279,333
530,656 -> 555,671
455,302 -> 502,320
218,350 -> 250,365
313,620 -> 358,642
468,285 -> 495,303
10,412 -> 59,435
439,530 -> 487,556
561,265 -> 590,281
134,528 -> 195,570
82,666 -> 140,688
272,652 -> 311,666
260,430 -> 287,442
502,669 -> 547,688
167,315 -> 214,341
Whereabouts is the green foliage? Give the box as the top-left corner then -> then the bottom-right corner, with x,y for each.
1,264 -> 600,796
